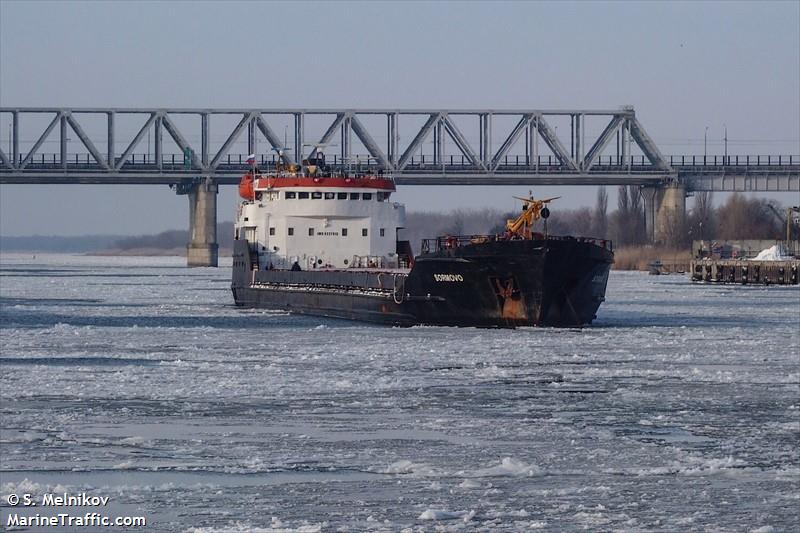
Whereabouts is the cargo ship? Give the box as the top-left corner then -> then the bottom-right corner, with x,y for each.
231,154 -> 613,327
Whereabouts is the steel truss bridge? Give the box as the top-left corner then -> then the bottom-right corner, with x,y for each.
1,107 -> 798,192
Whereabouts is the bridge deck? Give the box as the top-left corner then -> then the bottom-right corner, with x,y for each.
1,153 -> 798,190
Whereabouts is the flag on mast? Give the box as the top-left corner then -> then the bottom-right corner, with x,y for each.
246,153 -> 256,165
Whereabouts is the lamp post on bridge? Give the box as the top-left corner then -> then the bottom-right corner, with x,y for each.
723,123 -> 728,164
704,126 -> 709,163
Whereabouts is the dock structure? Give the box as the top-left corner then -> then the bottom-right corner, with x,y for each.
690,259 -> 799,285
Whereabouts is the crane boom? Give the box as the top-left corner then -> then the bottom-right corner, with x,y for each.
506,195 -> 560,239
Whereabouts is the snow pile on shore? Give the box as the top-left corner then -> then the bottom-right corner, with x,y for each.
752,245 -> 792,261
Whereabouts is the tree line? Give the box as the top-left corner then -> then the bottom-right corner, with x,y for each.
459,187 -> 787,249
109,190 -> 789,252
595,187 -> 787,248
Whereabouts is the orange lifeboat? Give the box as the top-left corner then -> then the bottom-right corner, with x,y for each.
238,173 -> 254,200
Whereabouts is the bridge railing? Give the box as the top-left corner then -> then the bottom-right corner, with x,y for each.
4,153 -> 798,173
669,155 -> 798,167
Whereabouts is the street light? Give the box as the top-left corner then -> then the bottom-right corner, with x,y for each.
723,123 -> 728,162
704,126 -> 709,160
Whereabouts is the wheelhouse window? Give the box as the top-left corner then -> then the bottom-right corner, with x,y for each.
325,192 -> 335,200
288,227 -> 294,236
337,192 -> 348,200
308,228 -> 315,236
285,191 -> 296,199
298,192 -> 310,199
362,228 -> 368,237
380,228 -> 385,237
350,193 -> 360,200
362,193 -> 372,200
342,228 -> 348,237
269,227 -> 275,236
377,192 -> 387,201
311,192 -> 322,199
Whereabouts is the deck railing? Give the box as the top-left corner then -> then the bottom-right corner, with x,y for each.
420,234 -> 613,254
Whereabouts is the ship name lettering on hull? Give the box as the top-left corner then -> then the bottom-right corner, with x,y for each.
433,274 -> 464,282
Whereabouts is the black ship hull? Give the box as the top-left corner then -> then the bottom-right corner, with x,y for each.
231,237 -> 613,328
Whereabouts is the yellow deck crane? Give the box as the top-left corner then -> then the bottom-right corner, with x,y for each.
506,194 -> 560,239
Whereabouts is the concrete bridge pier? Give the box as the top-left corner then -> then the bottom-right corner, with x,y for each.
640,183 -> 687,244
641,186 -> 659,243
186,177 -> 219,267
656,184 -> 686,244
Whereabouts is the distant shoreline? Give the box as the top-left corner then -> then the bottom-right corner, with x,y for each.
4,244 -> 690,271
87,247 -> 233,257
0,248 -> 231,257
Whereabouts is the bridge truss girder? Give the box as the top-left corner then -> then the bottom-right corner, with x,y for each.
1,107 -> 797,193
0,107 -> 674,176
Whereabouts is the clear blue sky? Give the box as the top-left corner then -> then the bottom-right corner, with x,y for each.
1,0 -> 798,235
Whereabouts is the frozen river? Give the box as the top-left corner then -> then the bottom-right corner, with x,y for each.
1,254 -> 798,532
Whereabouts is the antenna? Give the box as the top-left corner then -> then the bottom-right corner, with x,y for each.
304,142 -> 338,159
302,142 -> 339,148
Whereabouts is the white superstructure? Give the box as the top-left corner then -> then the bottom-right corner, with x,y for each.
234,172 -> 406,270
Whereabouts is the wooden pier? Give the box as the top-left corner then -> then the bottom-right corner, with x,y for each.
690,259 -> 799,285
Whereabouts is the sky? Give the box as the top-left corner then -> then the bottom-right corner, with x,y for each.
0,0 -> 798,236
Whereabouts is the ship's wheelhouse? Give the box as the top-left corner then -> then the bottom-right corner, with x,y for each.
235,173 -> 406,270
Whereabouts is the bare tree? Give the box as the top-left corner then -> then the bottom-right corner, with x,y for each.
610,186 -> 630,245
444,210 -> 466,235
688,191 -> 714,241
628,186 -> 646,244
715,193 -> 782,240
593,186 -> 608,238
661,211 -> 689,248
610,185 -> 646,246
617,185 -> 630,214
